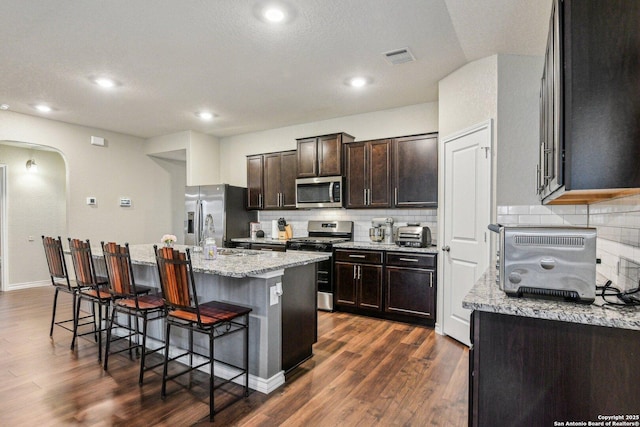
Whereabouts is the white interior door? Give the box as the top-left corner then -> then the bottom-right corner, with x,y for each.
442,121 -> 492,346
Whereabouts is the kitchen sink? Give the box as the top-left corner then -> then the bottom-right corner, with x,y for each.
218,248 -> 259,256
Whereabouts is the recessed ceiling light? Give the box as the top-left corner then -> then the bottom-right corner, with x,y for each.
0,104 -> 9,110
264,7 -> 285,22
349,77 -> 368,88
35,104 -> 52,113
94,77 -> 116,88
196,111 -> 214,120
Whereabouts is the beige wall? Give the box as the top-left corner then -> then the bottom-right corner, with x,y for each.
145,130 -> 220,186
438,54 -> 543,207
0,110 -> 184,288
218,103 -> 439,186
496,55 -> 544,205
0,146 -> 66,288
438,55 -> 498,140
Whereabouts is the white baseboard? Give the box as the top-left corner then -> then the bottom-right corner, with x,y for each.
6,280 -> 50,291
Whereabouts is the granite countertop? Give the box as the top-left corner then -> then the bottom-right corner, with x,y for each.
463,268 -> 640,331
94,244 -> 329,279
231,237 -> 287,245
333,241 -> 440,254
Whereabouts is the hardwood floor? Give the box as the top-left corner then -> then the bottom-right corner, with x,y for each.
0,286 -> 468,426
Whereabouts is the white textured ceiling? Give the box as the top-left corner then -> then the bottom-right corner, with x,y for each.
0,0 -> 552,139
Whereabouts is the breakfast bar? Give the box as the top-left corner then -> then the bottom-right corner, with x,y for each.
101,244 -> 329,394
464,269 -> 640,426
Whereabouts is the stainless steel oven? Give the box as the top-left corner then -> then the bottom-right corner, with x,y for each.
286,220 -> 353,311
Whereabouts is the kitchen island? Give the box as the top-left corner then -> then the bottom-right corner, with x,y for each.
99,244 -> 329,394
464,269 -> 640,426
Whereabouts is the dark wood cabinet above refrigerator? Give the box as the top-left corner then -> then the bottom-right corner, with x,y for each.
538,0 -> 640,205
246,150 -> 297,210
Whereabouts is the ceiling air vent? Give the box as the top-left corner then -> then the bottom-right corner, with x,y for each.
383,47 -> 416,65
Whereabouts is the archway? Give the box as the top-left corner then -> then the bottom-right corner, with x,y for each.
0,141 -> 67,291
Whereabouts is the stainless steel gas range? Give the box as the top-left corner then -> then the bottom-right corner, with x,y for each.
286,220 -> 353,311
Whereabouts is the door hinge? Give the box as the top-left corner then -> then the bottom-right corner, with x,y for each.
481,146 -> 490,159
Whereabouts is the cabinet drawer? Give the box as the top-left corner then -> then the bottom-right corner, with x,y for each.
386,252 -> 436,269
252,243 -> 286,252
334,249 -> 383,264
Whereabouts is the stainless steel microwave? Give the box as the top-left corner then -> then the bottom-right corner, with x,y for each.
296,176 -> 343,208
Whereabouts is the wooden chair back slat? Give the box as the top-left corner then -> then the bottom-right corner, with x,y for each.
68,238 -> 99,288
42,236 -> 68,281
102,242 -> 134,297
155,246 -> 193,310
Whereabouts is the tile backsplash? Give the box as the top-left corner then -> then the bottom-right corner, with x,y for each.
257,208 -> 437,243
498,195 -> 640,291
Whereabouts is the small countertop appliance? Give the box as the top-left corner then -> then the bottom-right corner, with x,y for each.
370,217 -> 394,244
396,224 -> 432,247
488,224 -> 596,303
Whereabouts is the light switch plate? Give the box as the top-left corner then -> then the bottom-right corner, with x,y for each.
86,196 -> 97,205
119,197 -> 131,207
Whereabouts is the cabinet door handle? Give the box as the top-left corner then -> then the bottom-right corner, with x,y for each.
363,188 -> 367,206
349,254 -> 366,258
394,187 -> 398,205
429,271 -> 433,287
367,189 -> 371,206
399,258 -> 419,262
258,193 -> 263,208
353,265 -> 358,280
358,265 -> 362,280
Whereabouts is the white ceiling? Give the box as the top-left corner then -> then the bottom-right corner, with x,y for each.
0,0 -> 552,139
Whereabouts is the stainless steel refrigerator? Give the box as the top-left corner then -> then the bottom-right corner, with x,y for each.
185,184 -> 257,248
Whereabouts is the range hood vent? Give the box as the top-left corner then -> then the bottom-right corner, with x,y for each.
383,47 -> 416,65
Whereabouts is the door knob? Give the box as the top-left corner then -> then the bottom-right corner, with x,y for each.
442,245 -> 450,252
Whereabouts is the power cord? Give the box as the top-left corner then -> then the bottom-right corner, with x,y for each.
596,280 -> 640,307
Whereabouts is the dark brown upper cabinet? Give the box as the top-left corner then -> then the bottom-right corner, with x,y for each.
344,139 -> 392,208
263,150 -> 297,210
393,133 -> 438,208
246,154 -> 264,210
247,150 -> 297,210
538,0 -> 640,205
296,132 -> 355,178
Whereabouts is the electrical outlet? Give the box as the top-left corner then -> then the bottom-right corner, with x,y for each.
270,286 -> 279,306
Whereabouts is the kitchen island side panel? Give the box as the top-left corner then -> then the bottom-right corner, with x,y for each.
131,262 -> 319,392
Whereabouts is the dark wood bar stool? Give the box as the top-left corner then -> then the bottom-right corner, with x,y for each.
102,242 -> 165,385
154,245 -> 251,422
42,236 -> 95,340
67,238 -> 111,360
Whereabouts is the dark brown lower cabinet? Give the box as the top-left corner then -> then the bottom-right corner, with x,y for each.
385,252 -> 436,320
470,310 -> 640,426
335,249 -> 383,311
250,243 -> 286,252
